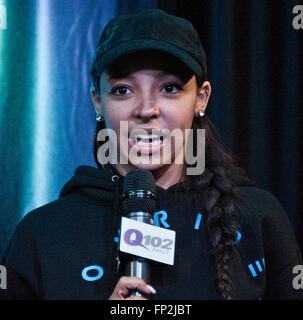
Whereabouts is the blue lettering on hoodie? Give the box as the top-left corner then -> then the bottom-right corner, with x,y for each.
248,258 -> 265,278
194,213 -> 203,230
153,210 -> 170,228
82,265 -> 104,282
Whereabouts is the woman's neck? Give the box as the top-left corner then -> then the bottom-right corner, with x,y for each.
115,163 -> 184,190
151,163 -> 183,190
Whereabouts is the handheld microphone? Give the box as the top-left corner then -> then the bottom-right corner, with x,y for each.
121,169 -> 157,297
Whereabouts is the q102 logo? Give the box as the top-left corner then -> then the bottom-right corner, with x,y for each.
124,228 -> 173,252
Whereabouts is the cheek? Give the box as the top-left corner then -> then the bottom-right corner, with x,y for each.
162,99 -> 196,130
102,103 -> 129,132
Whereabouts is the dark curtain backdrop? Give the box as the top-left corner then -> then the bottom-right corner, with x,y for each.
159,0 -> 303,249
0,0 -> 302,259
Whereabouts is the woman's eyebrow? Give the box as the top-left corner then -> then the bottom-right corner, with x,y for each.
154,71 -> 171,78
154,71 -> 190,83
154,71 -> 186,80
108,70 -> 180,81
108,74 -> 136,81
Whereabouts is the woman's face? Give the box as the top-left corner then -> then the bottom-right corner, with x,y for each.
92,51 -> 211,186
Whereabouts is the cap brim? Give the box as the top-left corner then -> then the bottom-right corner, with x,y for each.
91,39 -> 202,82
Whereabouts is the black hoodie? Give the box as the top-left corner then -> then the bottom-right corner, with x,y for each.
1,165 -> 302,300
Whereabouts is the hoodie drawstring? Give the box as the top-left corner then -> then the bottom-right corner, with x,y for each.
106,174 -> 122,295
112,175 -> 121,273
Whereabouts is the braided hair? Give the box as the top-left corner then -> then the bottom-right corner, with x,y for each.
91,69 -> 240,300
183,113 -> 240,300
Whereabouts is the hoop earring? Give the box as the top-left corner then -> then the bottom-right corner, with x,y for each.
96,113 -> 104,122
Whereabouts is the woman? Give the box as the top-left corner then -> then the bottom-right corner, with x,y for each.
1,9 -> 302,300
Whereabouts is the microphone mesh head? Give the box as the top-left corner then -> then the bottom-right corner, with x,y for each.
122,169 -> 157,214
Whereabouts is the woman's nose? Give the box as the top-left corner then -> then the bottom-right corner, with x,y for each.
134,98 -> 160,120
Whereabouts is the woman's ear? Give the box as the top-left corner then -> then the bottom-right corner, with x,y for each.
90,86 -> 102,116
195,81 -> 212,116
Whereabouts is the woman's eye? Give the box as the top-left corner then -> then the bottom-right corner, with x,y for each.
110,86 -> 131,96
161,84 -> 181,94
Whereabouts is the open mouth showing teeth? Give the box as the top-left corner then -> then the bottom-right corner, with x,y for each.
133,134 -> 164,146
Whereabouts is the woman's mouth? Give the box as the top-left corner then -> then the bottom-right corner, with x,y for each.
128,131 -> 165,155
134,134 -> 163,147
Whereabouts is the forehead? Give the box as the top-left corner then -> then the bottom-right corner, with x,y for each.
103,50 -> 194,82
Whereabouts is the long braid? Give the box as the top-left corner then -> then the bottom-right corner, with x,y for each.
183,115 -> 240,300
203,169 -> 238,300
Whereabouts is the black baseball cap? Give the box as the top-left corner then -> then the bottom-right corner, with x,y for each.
90,9 -> 207,84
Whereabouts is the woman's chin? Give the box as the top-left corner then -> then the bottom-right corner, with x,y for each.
117,147 -> 177,173
128,160 -> 167,172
